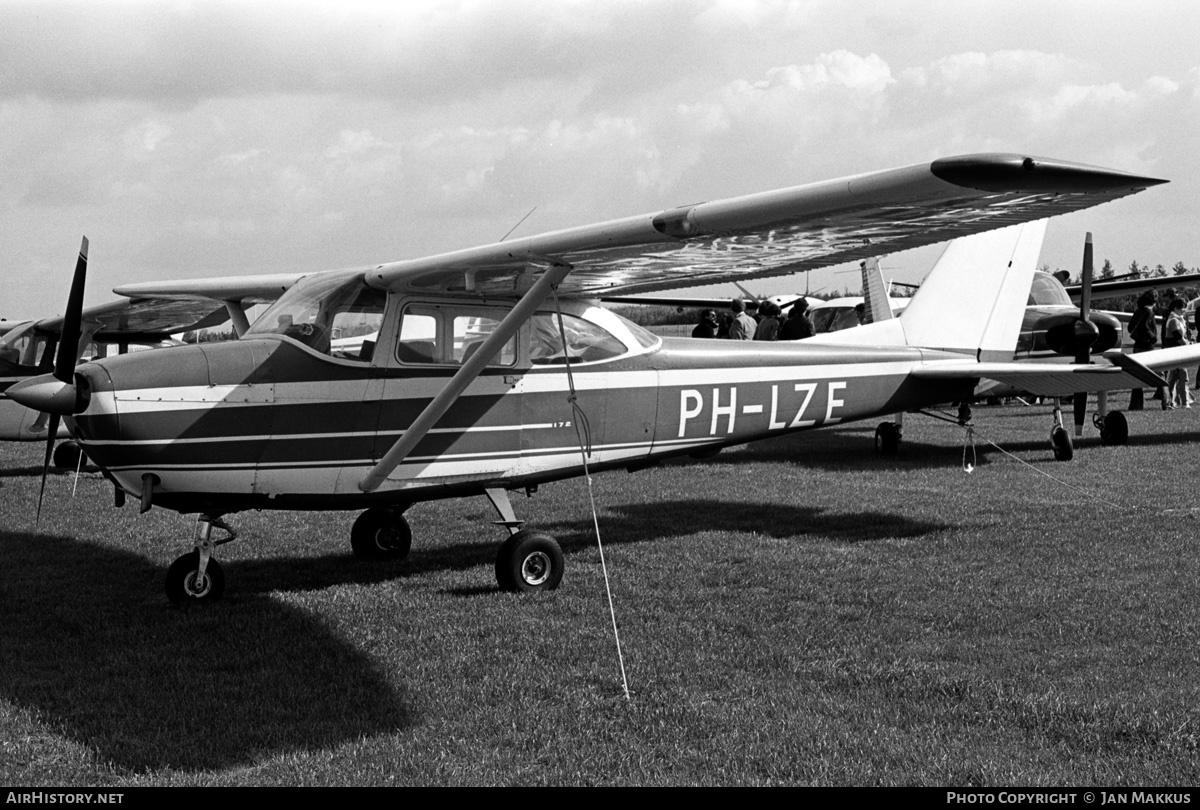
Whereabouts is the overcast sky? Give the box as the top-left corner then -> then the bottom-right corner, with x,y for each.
2,0 -> 1198,320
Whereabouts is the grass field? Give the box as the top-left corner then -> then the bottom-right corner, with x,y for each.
2,394 -> 1199,786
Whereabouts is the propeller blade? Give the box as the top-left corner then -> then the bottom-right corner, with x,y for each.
1079,232 -> 1093,324
1074,232 -> 1097,367
1073,232 -> 1095,437
54,237 -> 88,384
35,413 -> 60,529
34,236 -> 89,530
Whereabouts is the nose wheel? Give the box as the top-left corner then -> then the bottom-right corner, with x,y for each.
165,551 -> 225,603
165,514 -> 237,605
1050,406 -> 1074,461
51,440 -> 86,469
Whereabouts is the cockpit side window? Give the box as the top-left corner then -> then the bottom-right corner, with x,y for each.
530,312 -> 626,365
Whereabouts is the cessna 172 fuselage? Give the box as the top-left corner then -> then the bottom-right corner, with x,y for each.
71,292 -> 973,516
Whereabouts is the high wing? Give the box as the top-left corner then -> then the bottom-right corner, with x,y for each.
21,273 -> 305,343
110,273 -> 305,337
34,298 -> 229,342
365,154 -> 1163,297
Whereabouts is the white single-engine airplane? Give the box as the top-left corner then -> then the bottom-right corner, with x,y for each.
11,154 -> 1195,604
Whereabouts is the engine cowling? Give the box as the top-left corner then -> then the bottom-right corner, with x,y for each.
1040,311 -> 1121,356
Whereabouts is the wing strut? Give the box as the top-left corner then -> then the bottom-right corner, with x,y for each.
224,301 -> 251,337
358,261 -> 574,493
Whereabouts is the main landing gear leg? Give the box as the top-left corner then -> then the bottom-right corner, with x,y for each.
1092,390 -> 1129,446
486,487 -> 564,593
165,514 -> 237,604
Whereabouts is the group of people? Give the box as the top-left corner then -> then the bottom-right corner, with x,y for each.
1128,287 -> 1195,410
691,298 -> 815,341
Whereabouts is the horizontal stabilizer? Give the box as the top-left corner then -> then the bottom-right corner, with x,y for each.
1107,352 -> 1174,388
912,358 -> 1170,397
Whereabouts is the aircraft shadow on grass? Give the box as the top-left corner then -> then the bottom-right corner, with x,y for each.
222,498 -> 952,601
0,530 -> 412,774
681,424 -> 954,471
0,465 -> 101,479
687,418 -> 1200,471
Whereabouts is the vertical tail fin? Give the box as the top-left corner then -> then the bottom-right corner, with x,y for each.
808,219 -> 1047,356
860,257 -> 894,325
898,219 -> 1046,359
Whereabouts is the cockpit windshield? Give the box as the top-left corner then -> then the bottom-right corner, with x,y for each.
245,271 -> 386,361
0,322 -> 55,373
1028,272 -> 1073,307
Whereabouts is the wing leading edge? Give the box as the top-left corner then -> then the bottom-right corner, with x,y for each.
366,153 -> 1165,298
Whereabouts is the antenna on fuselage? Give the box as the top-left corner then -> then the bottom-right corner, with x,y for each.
499,207 -> 538,243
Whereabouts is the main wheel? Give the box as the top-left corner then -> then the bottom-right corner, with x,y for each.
165,551 -> 225,604
350,508 -> 412,560
1100,411 -> 1129,446
874,422 -> 900,455
52,440 -> 85,469
1050,426 -> 1074,461
495,530 -> 564,593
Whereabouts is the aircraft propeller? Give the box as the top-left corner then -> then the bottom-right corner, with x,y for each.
12,237 -> 89,524
1071,233 -> 1098,439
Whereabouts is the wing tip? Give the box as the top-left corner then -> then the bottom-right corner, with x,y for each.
930,153 -> 1168,194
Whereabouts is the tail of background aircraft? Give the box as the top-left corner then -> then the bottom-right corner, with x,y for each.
809,219 -> 1048,360
859,257 -> 893,326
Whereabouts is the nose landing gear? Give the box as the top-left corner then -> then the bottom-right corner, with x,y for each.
165,515 -> 237,604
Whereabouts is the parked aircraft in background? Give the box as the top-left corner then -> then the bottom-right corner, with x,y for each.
1,243 -> 299,467
10,154 -> 1189,605
0,318 -> 183,463
819,228 -> 1148,456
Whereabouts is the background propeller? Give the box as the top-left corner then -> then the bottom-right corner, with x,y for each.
1072,233 -> 1097,437
34,236 -> 88,526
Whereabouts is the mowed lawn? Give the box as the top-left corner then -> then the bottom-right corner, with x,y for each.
1,395 -> 1199,786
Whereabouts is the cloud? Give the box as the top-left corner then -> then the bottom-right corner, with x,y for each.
759,51 -> 894,94
2,2 -> 1198,320
0,0 -> 722,110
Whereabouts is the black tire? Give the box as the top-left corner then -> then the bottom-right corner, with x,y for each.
1050,426 -> 1074,461
165,551 -> 225,604
1100,411 -> 1129,446
874,422 -> 900,455
350,508 -> 412,560
52,440 -> 85,469
495,530 -> 564,593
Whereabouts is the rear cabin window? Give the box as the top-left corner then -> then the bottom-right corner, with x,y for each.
395,305 -> 517,367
